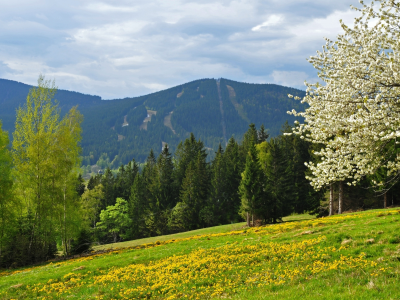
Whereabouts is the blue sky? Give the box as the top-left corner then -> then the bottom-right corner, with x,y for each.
0,0 -> 363,99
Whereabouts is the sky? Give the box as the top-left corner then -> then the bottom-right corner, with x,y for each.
0,0 -> 363,99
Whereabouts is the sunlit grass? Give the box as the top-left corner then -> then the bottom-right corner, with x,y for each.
0,209 -> 399,299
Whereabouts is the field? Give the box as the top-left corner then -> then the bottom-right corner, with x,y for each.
0,209 -> 399,299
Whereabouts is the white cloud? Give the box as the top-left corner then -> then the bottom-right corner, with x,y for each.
0,0 -> 370,98
252,15 -> 283,31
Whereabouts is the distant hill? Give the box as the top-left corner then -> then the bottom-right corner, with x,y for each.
0,78 -> 306,167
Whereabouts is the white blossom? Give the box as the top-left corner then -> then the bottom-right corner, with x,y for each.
289,0 -> 400,189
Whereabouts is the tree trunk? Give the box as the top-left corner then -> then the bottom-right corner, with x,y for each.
338,181 -> 343,214
252,214 -> 254,227
329,183 -> 334,216
246,212 -> 250,227
384,192 -> 387,209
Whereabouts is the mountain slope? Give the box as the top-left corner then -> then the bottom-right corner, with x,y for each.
0,78 -> 306,166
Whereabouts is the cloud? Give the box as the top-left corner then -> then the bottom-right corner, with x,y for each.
252,15 -> 283,31
0,62 -> 14,76
0,0 -> 368,98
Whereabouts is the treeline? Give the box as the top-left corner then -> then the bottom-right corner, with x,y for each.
84,123 -> 322,245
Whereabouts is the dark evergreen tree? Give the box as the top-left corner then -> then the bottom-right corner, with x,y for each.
174,133 -> 207,197
205,144 -> 226,226
87,176 -> 96,191
223,137 -> 243,223
101,168 -> 116,209
75,174 -> 86,197
156,145 -> 175,210
128,174 -> 148,239
262,138 -> 288,223
258,124 -> 269,143
239,142 -> 264,226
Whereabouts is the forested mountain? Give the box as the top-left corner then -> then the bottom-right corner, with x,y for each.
0,78 -> 306,167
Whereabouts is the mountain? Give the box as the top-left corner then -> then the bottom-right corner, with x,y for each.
0,78 -> 306,167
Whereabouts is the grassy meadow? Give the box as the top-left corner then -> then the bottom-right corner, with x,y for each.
0,209 -> 399,299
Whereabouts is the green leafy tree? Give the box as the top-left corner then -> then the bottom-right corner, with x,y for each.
81,184 -> 104,228
0,121 -> 14,261
96,198 -> 130,243
12,75 -> 83,263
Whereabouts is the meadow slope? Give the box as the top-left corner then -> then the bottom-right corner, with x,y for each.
1,209 -> 400,299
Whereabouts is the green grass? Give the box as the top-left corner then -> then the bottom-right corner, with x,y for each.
93,214 -> 315,251
1,210 -> 399,299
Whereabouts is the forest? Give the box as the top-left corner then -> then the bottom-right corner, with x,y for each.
1,75 -> 398,269
0,77 -> 307,170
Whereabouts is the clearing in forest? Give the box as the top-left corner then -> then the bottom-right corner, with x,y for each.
1,209 -> 400,299
122,115 -> 129,127
140,110 -> 157,131
163,111 -> 176,134
226,85 -> 250,123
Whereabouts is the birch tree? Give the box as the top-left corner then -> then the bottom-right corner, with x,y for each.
12,75 -> 83,259
0,122 -> 14,259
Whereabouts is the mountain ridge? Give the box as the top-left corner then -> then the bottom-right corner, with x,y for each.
0,77 -> 306,167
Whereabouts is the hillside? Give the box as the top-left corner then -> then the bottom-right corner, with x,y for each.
1,209 -> 399,299
0,78 -> 306,166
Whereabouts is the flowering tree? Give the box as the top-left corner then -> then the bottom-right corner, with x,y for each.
289,0 -> 400,201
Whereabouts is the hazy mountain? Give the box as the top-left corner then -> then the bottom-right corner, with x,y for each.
0,78 -> 306,167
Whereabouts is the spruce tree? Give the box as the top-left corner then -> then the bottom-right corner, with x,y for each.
156,145 -> 175,210
101,168 -> 115,209
258,124 -> 269,143
75,174 -> 86,197
262,138 -> 287,223
128,174 -> 148,239
174,133 -> 207,196
239,142 -> 263,226
207,144 -> 226,225
223,137 -> 243,223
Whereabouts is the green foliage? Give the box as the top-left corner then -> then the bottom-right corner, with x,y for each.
0,121 -> 14,265
81,184 -> 104,228
96,198 -> 131,243
10,75 -> 84,262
